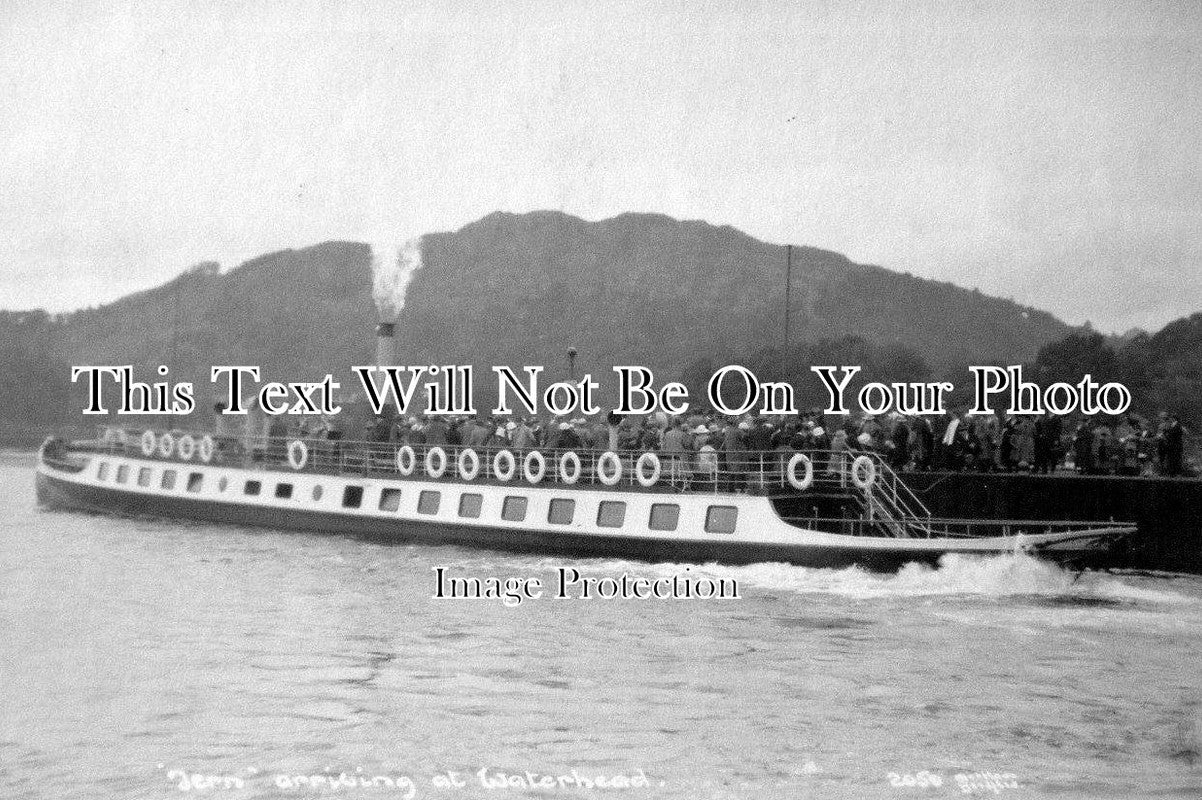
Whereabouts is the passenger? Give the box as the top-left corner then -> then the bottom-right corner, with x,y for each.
638,418 -> 660,452
511,419 -> 535,452
889,414 -> 911,470
695,427 -> 719,489
464,417 -> 489,450
1013,417 -> 1036,470
792,421 -> 813,450
422,416 -> 448,448
810,425 -> 830,473
617,418 -> 639,452
1033,416 -> 1058,474
446,417 -> 464,448
912,416 -> 935,471
723,420 -> 749,492
605,410 -> 622,452
558,421 -> 583,451
1092,424 -> 1112,475
972,413 -> 1000,471
661,421 -> 687,488
1155,413 -> 1170,474
321,415 -> 344,469
1163,414 -> 1185,477
938,413 -> 960,470
1117,419 -> 1141,476
1072,421 -> 1093,474
403,422 -> 425,467
212,402 -> 238,461
744,417 -> 773,486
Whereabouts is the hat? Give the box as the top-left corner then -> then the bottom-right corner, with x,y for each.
558,422 -> 572,430
505,421 -> 517,431
692,425 -> 709,434
738,421 -> 752,431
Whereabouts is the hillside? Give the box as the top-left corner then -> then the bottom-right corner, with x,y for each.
1,210 -> 1080,440
406,211 -> 1068,375
1032,314 -> 1202,428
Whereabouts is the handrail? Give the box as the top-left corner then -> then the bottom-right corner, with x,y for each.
776,515 -> 1135,539
81,426 -> 947,525
68,426 -> 1138,542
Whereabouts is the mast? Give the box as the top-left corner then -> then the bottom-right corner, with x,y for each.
784,244 -> 792,352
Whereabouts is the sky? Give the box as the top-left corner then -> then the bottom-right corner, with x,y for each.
1,0 -> 1199,332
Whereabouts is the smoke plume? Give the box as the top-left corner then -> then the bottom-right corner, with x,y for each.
371,237 -> 423,322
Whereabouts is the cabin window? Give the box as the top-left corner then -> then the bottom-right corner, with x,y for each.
342,485 -> 364,509
97,462 -> 109,481
379,487 -> 401,512
418,490 -> 441,515
137,467 -> 152,487
459,493 -> 483,519
161,469 -> 176,490
186,473 -> 204,493
275,483 -> 293,499
704,505 -> 738,534
218,477 -> 228,492
311,485 -> 323,501
649,503 -> 680,531
502,496 -> 527,522
597,501 -> 626,528
116,465 -> 129,484
244,479 -> 261,496
548,498 -> 575,525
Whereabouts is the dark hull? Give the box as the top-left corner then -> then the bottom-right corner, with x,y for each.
37,469 -> 986,571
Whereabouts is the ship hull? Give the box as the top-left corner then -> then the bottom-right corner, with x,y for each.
34,448 -> 1130,571
36,468 -> 878,566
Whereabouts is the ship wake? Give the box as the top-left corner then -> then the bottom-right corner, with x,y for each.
634,552 -> 1198,605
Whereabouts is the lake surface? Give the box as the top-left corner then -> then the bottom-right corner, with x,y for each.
3,454 -> 1201,799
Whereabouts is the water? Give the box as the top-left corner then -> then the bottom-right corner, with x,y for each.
3,454 -> 1201,799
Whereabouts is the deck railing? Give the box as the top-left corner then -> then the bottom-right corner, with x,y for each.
60,426 -> 1132,541
80,425 -> 900,497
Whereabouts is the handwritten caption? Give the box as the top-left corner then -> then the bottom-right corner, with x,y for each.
159,765 -> 656,795
887,770 -> 1021,794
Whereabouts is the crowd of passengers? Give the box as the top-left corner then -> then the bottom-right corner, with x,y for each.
244,405 -> 1192,479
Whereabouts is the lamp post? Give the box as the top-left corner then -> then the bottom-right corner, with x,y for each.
567,347 -> 577,382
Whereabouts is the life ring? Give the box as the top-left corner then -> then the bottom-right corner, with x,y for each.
157,433 -> 175,459
559,451 -> 581,485
493,449 -> 517,482
635,452 -> 661,488
851,454 -> 876,489
787,453 -> 814,491
287,439 -> 308,470
596,451 -> 622,486
396,445 -> 416,476
523,450 -> 546,484
198,434 -> 215,464
140,430 -> 156,457
425,446 -> 448,479
176,434 -> 196,461
458,448 -> 481,481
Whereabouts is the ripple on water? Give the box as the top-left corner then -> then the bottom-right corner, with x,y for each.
3,467 -> 1202,800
